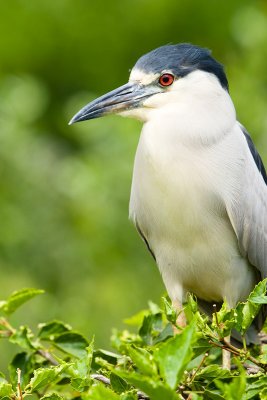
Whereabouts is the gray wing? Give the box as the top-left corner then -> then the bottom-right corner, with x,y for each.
242,126 -> 267,185
226,124 -> 267,279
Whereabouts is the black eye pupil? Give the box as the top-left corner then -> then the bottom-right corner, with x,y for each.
159,74 -> 174,86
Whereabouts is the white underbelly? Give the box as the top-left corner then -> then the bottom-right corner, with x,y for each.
129,133 -> 258,307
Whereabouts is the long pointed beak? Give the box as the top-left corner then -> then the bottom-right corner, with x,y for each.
69,82 -> 159,124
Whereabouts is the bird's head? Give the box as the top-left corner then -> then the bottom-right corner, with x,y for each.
69,44 -> 229,125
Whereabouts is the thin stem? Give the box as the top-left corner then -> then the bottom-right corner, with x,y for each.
188,352 -> 209,384
212,304 -> 219,328
91,374 -> 110,385
0,318 -> 15,338
242,336 -> 247,351
0,330 -> 13,337
37,349 -> 58,366
209,338 -> 267,372
224,338 -> 267,370
17,368 -> 23,400
209,340 -> 239,356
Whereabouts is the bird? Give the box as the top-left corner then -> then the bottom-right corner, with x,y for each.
69,43 -> 267,353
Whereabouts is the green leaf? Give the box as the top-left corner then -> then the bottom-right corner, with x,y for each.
186,294 -> 198,314
68,340 -> 94,391
212,302 -> 236,338
40,394 -> 64,400
236,302 -> 258,335
153,322 -> 173,344
188,394 -> 204,400
154,320 -> 196,389
71,377 -> 90,392
0,288 -> 44,315
248,279 -> 267,303
139,313 -> 163,345
192,337 -> 211,358
93,349 -> 121,370
38,320 -> 71,340
185,295 -> 209,332
86,383 -> 120,400
245,376 -> 267,400
127,346 -> 157,377
9,352 -> 34,389
0,382 -> 14,398
138,315 -> 154,345
236,279 -> 267,334
119,393 -> 137,400
54,332 -> 88,358
148,301 -> 162,315
111,329 -> 142,350
196,365 -> 232,381
26,364 -> 68,392
204,390 -> 225,400
10,326 -> 39,351
162,297 -> 177,325
260,388 -> 267,400
71,340 -> 94,378
215,364 -> 246,400
124,310 -> 149,326
115,370 -> 178,400
110,373 -> 129,394
249,296 -> 267,304
94,349 -> 120,364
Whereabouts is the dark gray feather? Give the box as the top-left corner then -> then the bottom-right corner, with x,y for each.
135,221 -> 155,261
241,125 -> 267,185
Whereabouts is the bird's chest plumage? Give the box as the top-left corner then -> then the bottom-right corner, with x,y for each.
129,122 -> 256,305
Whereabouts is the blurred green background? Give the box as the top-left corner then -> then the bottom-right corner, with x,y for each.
0,0 -> 267,368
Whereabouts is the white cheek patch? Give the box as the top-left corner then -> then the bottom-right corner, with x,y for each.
129,68 -> 159,85
119,108 -> 149,121
142,80 -> 182,108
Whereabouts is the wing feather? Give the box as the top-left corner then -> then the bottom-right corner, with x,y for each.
226,125 -> 267,279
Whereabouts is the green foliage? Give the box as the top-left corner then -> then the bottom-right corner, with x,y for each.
0,287 -> 267,399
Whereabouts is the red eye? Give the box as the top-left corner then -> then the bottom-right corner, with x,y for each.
159,73 -> 174,87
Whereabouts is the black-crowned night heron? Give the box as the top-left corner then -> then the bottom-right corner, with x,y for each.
70,44 -> 267,354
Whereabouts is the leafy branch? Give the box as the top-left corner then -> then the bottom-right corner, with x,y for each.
0,284 -> 266,400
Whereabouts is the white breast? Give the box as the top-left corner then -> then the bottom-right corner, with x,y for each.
129,104 -> 258,307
